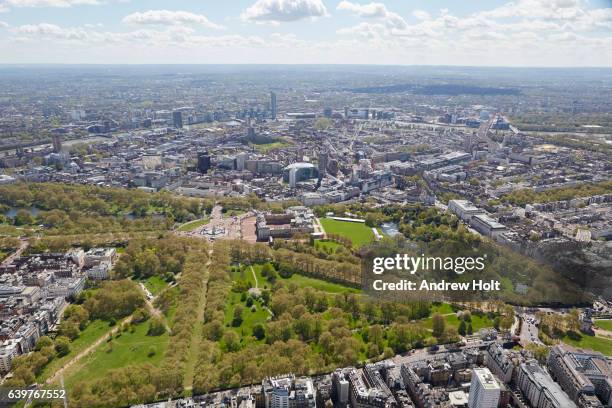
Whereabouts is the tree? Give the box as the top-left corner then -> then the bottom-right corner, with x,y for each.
566,309 -> 580,332
223,331 -> 240,352
261,262 -> 275,277
467,323 -> 473,335
58,320 -> 80,341
493,316 -> 501,330
55,336 -> 71,356
367,343 -> 380,358
147,317 -> 166,336
252,323 -> 266,340
14,209 -> 33,226
458,320 -> 467,336
64,304 -> 90,330
432,313 -> 445,338
232,305 -> 244,327
35,336 -> 53,351
526,343 -> 549,365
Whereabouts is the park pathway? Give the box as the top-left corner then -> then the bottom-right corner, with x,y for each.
182,247 -> 213,392
45,315 -> 132,385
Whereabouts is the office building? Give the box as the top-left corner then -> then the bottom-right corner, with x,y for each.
271,91 -> 277,120
318,152 -> 328,176
517,360 -> 577,408
548,344 -> 611,407
173,110 -> 183,128
283,163 -> 319,188
468,368 -> 500,408
52,134 -> 62,153
197,152 -> 211,173
262,374 -> 316,408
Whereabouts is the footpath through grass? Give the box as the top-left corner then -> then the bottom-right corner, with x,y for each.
142,275 -> 168,295
37,319 -> 113,382
62,321 -> 169,389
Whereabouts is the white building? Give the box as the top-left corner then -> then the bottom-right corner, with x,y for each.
468,368 -> 500,408
448,200 -> 485,222
517,360 -> 577,408
84,247 -> 117,268
469,214 -> 507,238
86,260 -> 112,280
0,339 -> 19,373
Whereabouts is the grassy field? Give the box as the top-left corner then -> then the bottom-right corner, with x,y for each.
142,275 -> 168,295
595,319 -> 612,331
314,239 -> 344,253
319,218 -> 375,248
37,319 -> 114,381
252,141 -> 292,153
177,218 -> 209,232
243,264 -> 359,294
562,332 -> 612,355
223,209 -> 246,218
223,289 -> 270,342
63,320 -> 169,388
283,273 -> 360,294
421,310 -> 495,332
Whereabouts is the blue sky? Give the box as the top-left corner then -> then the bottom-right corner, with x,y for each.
0,0 -> 611,65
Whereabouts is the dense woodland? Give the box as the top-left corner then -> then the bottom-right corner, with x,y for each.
69,237 -> 209,406
0,183 -> 212,234
499,180 -> 612,207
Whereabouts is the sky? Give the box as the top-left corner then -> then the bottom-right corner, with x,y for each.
0,0 -> 611,66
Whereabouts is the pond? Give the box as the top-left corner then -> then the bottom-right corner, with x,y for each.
4,207 -> 40,219
380,222 -> 400,237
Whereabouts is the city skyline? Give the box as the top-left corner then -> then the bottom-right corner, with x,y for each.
0,0 -> 612,66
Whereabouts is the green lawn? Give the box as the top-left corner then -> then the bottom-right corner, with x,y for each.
595,319 -> 612,331
63,320 -> 169,388
241,264 -> 359,294
314,239 -> 345,253
421,310 -> 494,332
37,319 -> 113,382
282,273 -> 360,294
430,303 -> 455,315
252,141 -> 292,153
142,275 -> 168,295
223,290 -> 270,341
177,218 -> 209,232
562,333 -> 612,355
319,218 -> 375,248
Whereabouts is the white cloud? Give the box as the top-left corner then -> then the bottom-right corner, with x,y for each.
16,23 -> 90,40
241,0 -> 328,23
337,22 -> 386,39
337,1 -> 407,29
0,20 -> 8,27
412,10 -> 430,21
123,10 -> 224,30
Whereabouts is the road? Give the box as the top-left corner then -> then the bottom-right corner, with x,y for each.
176,205 -> 250,241
519,313 -> 543,345
1,238 -> 29,267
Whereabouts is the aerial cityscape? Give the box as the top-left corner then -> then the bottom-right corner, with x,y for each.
0,1 -> 611,408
